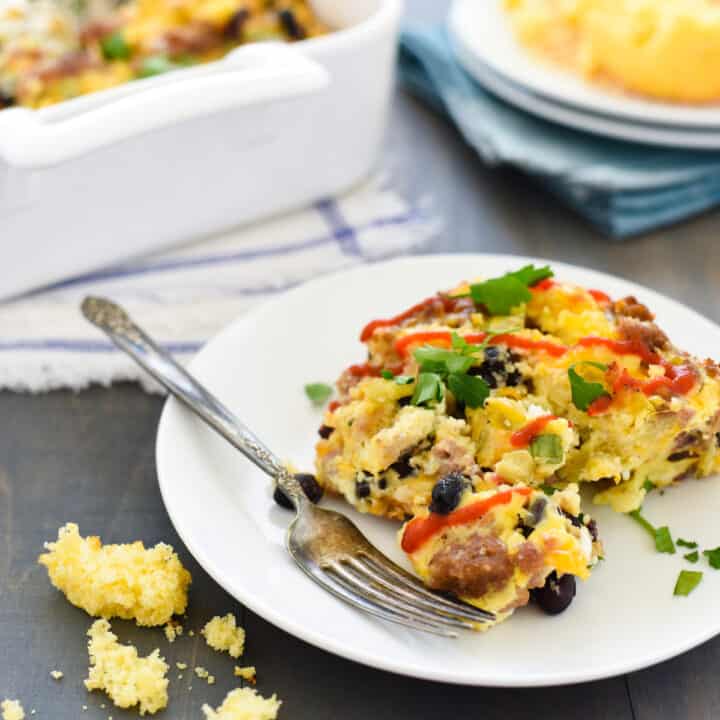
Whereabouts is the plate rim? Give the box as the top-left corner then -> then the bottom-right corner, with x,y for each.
449,0 -> 720,131
156,252 -> 720,687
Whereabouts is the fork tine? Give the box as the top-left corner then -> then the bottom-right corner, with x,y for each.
359,553 -> 495,622
347,557 -> 493,626
310,565 -> 458,637
332,562 -> 480,631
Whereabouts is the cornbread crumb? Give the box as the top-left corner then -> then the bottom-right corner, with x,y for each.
188,631 -> 195,637
1,699 -> 24,720
202,614 -> 245,658
84,619 -> 169,715
82,706 -> 88,711
39,523 -> 191,626
164,622 -> 183,643
234,666 -> 257,684
50,670 -> 64,680
208,676 -> 215,685
201,688 -> 281,720
194,667 -> 209,679
176,662 -> 187,670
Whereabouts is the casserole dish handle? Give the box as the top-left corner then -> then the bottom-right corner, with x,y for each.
0,43 -> 329,170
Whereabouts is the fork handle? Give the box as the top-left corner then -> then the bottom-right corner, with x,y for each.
81,296 -> 307,508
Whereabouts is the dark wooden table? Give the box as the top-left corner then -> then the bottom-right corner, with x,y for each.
3,2 -> 720,718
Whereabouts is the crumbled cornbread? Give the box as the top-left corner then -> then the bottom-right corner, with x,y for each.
194,667 -> 209,679
164,622 -> 183,643
208,676 -> 216,685
85,619 -> 169,715
188,631 -> 195,637
202,614 -> 245,658
176,662 -> 188,671
39,524 -> 191,627
50,670 -> 63,680
234,667 -> 257,684
1,699 -> 24,720
202,688 -> 281,720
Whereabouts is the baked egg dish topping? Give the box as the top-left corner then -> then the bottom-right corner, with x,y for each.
312,265 -> 720,625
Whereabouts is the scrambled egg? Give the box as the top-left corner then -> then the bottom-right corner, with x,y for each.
505,0 -> 720,103
38,522 -> 191,626
202,613 -> 246,658
202,687 -> 281,720
85,618 -> 169,715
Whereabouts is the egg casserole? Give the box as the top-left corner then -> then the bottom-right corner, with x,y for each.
0,0 -> 328,108
314,265 -> 720,621
504,0 -> 720,103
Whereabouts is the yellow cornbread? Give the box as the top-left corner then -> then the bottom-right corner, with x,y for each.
1,699 -> 24,720
202,614 -> 246,658
234,666 -> 257,683
38,523 -> 191,626
202,688 -> 281,720
85,619 -> 169,716
505,0 -> 720,103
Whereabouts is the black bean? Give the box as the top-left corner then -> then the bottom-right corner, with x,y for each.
278,8 -> 305,39
529,497 -> 548,526
398,396 -> 411,407
668,451 -> 694,462
716,432 -> 720,448
586,518 -> 599,542
224,8 -> 249,38
318,424 -> 334,439
378,478 -> 387,490
0,91 -> 14,109
561,509 -> 583,528
429,473 -> 468,515
273,473 -> 324,509
469,346 -> 522,389
531,572 -> 576,615
355,478 -> 371,499
389,452 -> 414,478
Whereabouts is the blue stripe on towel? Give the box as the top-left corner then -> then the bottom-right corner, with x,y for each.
0,339 -> 203,353
315,198 -> 362,256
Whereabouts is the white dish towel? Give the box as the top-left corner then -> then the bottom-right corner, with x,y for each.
0,176 -> 438,393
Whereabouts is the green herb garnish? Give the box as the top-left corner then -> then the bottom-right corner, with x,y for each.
684,551 -> 699,563
539,483 -> 559,496
101,31 -> 131,60
394,375 -> 415,385
643,479 -> 655,493
628,509 -> 676,554
468,265 -> 553,315
411,372 -> 444,407
702,546 -> 720,569
414,346 -> 473,375
677,538 -> 698,549
138,55 -> 182,78
674,570 -> 703,596
380,369 -> 394,380
568,362 -> 609,412
304,383 -> 333,406
446,373 -> 490,408
529,434 -> 563,464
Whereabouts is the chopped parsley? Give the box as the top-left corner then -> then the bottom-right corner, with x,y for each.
529,434 -> 563,464
702,546 -> 720,569
674,570 -> 703,596
684,551 -> 699,563
446,373 -> 490,408
539,483 -> 559,496
677,538 -> 698,549
642,479 -> 655,493
380,369 -> 394,380
568,362 -> 609,412
101,31 -> 131,60
381,369 -> 414,385
628,509 -> 676,554
304,383 -> 333,406
469,265 -> 553,315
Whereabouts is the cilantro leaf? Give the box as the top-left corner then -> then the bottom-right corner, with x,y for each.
674,570 -> 703,596
684,551 -> 699,563
395,375 -> 415,385
628,510 -> 676,554
529,434 -> 563,464
702,546 -> 720,569
446,373 -> 490,408
539,483 -> 559,496
380,369 -> 394,380
470,276 -> 531,315
568,362 -> 609,412
643,479 -> 655,493
508,264 -> 554,287
677,538 -> 698,549
469,265 -> 554,315
304,383 -> 333,406
411,372 -> 444,407
654,526 -> 676,554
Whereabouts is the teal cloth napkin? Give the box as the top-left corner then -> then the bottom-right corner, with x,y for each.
399,26 -> 720,238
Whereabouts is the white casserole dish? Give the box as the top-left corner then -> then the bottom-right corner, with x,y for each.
0,0 -> 403,299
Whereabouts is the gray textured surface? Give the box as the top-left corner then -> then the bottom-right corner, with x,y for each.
3,0 -> 720,717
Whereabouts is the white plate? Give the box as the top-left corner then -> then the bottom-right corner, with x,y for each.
449,0 -> 720,130
156,254 -> 720,687
456,54 -> 720,150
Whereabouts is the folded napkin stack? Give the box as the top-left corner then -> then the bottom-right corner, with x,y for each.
399,27 -> 720,238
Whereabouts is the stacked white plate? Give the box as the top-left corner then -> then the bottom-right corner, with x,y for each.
449,0 -> 720,149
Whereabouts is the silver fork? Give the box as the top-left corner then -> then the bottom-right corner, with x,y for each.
81,296 -> 494,636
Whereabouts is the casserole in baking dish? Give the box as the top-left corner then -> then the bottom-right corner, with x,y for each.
0,0 -> 403,299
